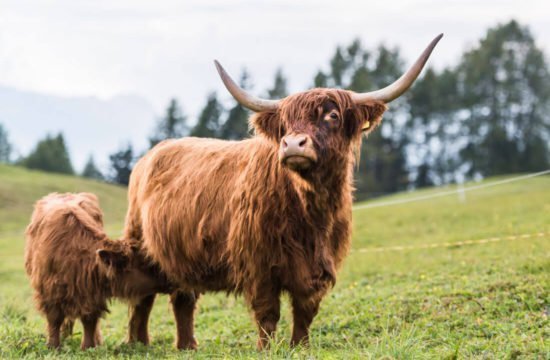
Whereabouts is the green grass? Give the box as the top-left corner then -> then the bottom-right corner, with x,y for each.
0,163 -> 548,359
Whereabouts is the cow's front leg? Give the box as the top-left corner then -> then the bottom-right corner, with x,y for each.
290,293 -> 322,346
248,284 -> 281,350
171,290 -> 199,350
128,294 -> 156,345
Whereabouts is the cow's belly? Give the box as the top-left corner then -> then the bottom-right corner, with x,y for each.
140,198 -> 235,293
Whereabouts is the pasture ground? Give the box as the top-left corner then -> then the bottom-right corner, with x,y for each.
0,164 -> 548,359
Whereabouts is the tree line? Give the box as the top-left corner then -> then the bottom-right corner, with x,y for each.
0,20 -> 548,199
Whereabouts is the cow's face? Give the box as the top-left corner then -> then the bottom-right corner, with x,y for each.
251,89 -> 386,173
215,34 -> 442,173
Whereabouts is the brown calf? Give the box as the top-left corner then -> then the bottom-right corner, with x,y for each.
25,192 -> 170,349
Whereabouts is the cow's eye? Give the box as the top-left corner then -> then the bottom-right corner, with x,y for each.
323,110 -> 340,126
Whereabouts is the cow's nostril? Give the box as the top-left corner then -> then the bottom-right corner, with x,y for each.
282,139 -> 288,149
298,138 -> 307,147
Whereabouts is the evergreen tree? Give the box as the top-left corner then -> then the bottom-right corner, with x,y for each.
407,67 -> 460,185
190,92 -> 223,138
457,20 -> 550,177
266,68 -> 288,99
81,155 -> 104,180
220,71 -> 252,140
0,123 -> 12,163
329,47 -> 349,87
414,163 -> 435,188
313,71 -> 328,88
149,99 -> 188,148
108,144 -> 134,186
220,105 -> 249,140
23,133 -> 74,174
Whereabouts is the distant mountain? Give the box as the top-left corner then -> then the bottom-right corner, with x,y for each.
0,85 -> 158,173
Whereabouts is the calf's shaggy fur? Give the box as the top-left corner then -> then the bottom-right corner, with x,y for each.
25,192 -> 169,349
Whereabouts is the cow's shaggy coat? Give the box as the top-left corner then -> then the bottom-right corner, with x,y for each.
124,89 -> 387,349
25,192 -> 170,349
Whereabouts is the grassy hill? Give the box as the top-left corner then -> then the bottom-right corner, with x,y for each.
0,164 -> 548,358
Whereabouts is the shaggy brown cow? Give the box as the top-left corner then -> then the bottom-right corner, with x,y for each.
124,35 -> 442,349
25,193 -> 170,349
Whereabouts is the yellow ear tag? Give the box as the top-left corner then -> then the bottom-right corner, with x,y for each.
362,121 -> 370,130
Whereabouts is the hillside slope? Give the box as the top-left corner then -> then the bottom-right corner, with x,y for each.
0,164 -> 548,358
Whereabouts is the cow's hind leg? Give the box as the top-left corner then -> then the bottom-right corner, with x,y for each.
248,285 -> 281,350
128,294 -> 156,345
46,308 -> 64,349
290,294 -> 321,347
80,314 -> 100,350
171,290 -> 199,350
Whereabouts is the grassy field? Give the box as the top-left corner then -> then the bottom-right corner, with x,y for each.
0,163 -> 548,359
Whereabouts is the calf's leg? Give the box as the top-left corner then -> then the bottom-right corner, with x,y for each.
80,315 -> 100,350
128,294 -> 156,345
171,290 -> 199,350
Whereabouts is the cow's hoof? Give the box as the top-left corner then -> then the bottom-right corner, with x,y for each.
177,338 -> 198,350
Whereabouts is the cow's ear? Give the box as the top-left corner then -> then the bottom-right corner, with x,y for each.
250,111 -> 284,142
359,101 -> 387,134
96,249 -> 129,271
345,101 -> 387,138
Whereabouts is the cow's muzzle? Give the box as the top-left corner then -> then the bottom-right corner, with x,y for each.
279,134 -> 317,171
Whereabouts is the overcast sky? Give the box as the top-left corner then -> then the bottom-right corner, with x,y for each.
0,0 -> 549,169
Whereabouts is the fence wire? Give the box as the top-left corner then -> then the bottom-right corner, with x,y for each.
352,231 -> 548,254
353,169 -> 550,211
351,169 -> 550,253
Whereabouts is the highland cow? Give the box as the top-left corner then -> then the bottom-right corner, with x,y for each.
124,35 -> 442,349
24,193 -> 170,349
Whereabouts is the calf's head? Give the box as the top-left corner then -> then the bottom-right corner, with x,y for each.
97,239 -> 170,295
214,34 -> 443,174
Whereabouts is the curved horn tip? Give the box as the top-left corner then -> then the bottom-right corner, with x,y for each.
213,59 -> 280,112
431,33 -> 444,46
213,60 -> 224,75
351,33 -> 444,104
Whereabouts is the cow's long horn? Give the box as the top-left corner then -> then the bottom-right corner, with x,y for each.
214,60 -> 280,112
351,34 -> 443,104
